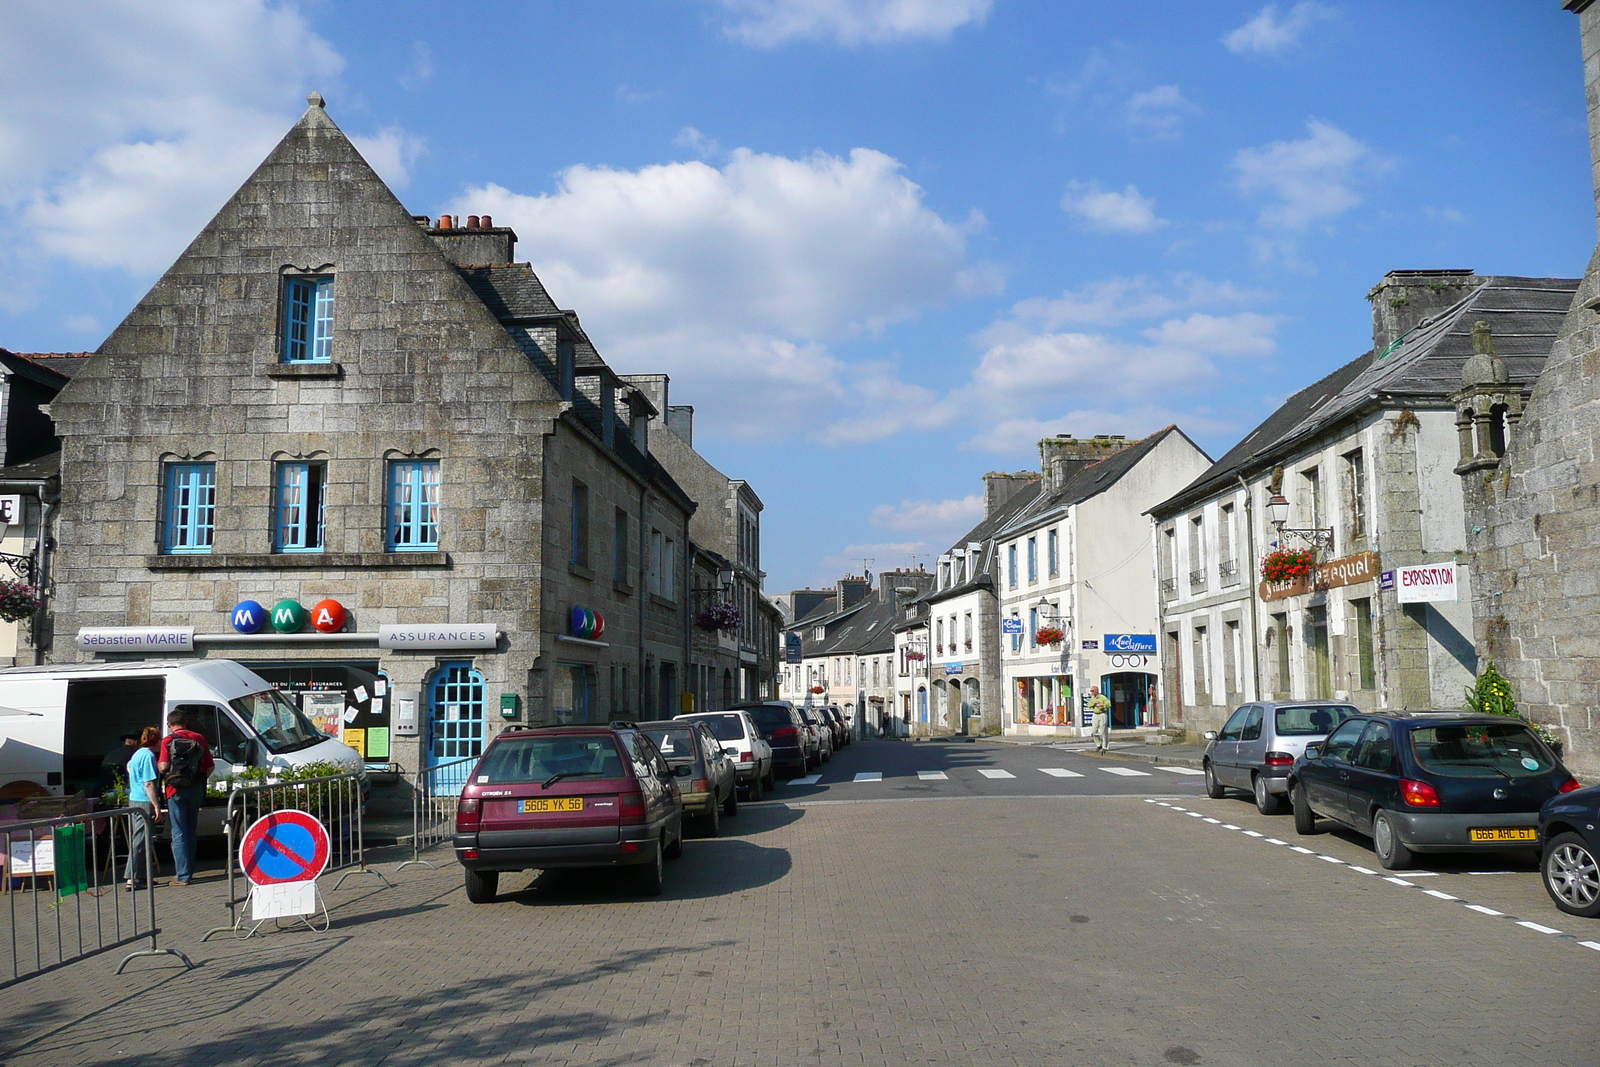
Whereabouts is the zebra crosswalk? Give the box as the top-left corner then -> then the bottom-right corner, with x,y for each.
786,763 -> 1196,786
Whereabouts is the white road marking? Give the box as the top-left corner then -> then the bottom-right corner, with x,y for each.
790,775 -> 821,786
1467,871 -> 1518,876
1156,766 -> 1205,775
1039,768 -> 1085,778
1263,838 -> 1286,845
1317,855 -> 1344,864
1186,811 -> 1205,818
1348,865 -> 1377,875
917,770 -> 948,781
1144,798 -> 1158,803
1290,846 -> 1316,855
1384,877 -> 1415,887
852,772 -> 883,782
1202,817 -> 1222,824
1517,921 -> 1563,935
1580,941 -> 1600,952
1466,905 -> 1504,916
978,769 -> 1016,779
1241,830 -> 1264,838
1222,824 -> 1241,831
1099,766 -> 1152,777
1423,889 -> 1459,901
1404,871 -> 1439,877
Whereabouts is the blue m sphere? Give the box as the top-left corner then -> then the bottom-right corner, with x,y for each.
231,600 -> 266,634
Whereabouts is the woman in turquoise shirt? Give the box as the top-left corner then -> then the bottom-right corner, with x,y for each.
123,727 -> 164,890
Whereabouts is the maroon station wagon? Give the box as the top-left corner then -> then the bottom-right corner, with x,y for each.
453,723 -> 686,902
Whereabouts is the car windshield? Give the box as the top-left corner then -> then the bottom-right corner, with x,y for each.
744,707 -> 791,731
686,714 -> 745,742
640,727 -> 700,762
476,736 -> 625,783
1411,723 -> 1556,778
229,689 -> 325,754
1275,705 -> 1354,736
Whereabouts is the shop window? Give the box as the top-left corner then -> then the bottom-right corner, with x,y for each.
388,459 -> 440,551
554,663 -> 595,725
282,275 -> 334,363
162,462 -> 216,554
274,461 -> 326,552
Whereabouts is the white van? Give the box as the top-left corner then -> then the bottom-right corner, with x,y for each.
0,659 -> 363,799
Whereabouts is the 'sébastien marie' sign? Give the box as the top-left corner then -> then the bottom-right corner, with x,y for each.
1258,551 -> 1382,603
77,623 -> 501,652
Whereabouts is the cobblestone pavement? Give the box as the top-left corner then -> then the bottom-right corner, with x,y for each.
3,757 -> 1596,1066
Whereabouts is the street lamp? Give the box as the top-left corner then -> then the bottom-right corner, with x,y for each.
1264,490 -> 1333,550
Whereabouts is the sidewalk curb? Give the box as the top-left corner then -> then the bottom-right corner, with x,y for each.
1079,748 -> 1205,770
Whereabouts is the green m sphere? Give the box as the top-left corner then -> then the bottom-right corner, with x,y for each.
270,598 -> 309,633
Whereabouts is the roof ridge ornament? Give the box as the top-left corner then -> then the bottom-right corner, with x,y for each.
307,91 -> 326,108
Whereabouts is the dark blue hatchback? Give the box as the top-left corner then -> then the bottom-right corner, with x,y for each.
1288,711 -> 1578,870
1538,783 -> 1600,918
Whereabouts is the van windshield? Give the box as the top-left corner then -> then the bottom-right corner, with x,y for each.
230,689 -> 324,754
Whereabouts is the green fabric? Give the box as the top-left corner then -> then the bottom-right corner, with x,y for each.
53,824 -> 88,898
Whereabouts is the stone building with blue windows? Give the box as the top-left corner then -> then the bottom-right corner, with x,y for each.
46,94 -> 698,792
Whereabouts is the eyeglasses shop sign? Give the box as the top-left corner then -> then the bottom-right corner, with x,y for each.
1395,563 -> 1457,604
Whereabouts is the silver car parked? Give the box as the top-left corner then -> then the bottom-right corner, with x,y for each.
1203,701 -> 1357,814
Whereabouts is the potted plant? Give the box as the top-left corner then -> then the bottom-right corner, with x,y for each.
1035,625 -> 1065,646
0,581 -> 40,622
1260,547 -> 1315,584
809,685 -> 825,694
1464,661 -> 1564,757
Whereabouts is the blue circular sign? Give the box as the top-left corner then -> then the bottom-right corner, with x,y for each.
231,600 -> 266,634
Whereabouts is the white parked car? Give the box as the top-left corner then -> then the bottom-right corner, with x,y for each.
674,710 -> 775,799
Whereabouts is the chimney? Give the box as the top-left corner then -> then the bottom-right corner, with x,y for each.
837,575 -> 869,610
427,216 -> 518,266
1037,434 -> 1134,492
983,471 -> 1039,517
1367,269 -> 1483,354
665,404 -> 694,446
878,568 -> 934,603
618,374 -> 669,419
791,588 -> 831,621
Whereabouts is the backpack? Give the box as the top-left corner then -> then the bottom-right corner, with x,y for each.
165,736 -> 205,788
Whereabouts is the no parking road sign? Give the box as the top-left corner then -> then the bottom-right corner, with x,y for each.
240,810 -> 331,888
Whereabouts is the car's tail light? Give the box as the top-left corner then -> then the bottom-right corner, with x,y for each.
620,842 -> 639,852
1264,751 -> 1294,767
456,797 -> 481,832
461,848 -> 479,859
692,779 -> 709,793
1400,778 -> 1440,808
619,790 -> 646,818
774,726 -> 799,741
1559,776 -> 1582,794
740,752 -> 754,763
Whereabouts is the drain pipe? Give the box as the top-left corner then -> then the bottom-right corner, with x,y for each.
1238,474 -> 1263,701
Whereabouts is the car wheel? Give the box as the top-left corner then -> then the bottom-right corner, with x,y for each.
762,764 -> 776,791
636,842 -> 664,897
1292,782 -> 1320,836
1372,810 -> 1414,870
807,751 -> 820,771
704,799 -> 721,837
746,773 -> 764,802
1542,832 -> 1600,917
1253,774 -> 1285,816
723,782 -> 739,817
1203,761 -> 1226,800
464,868 -> 498,904
663,825 -> 683,860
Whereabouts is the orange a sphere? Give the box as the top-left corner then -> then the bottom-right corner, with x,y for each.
310,599 -> 347,633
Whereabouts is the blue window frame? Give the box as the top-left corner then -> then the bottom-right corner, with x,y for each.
1047,529 -> 1059,577
1008,544 -> 1018,589
1029,607 -> 1039,648
387,459 -> 440,551
163,463 -> 216,554
282,276 -> 335,363
274,461 -> 326,552
1027,537 -> 1037,583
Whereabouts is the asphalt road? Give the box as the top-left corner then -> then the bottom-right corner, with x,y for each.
4,737 -> 1596,1067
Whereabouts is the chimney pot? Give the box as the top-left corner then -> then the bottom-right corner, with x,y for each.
467,215 -> 480,229
439,214 -> 453,230
481,215 -> 492,228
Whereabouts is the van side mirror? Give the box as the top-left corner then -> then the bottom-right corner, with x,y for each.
231,739 -> 256,766
1304,744 -> 1320,759
1203,731 -> 1218,741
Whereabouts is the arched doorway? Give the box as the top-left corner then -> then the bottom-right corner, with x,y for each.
427,661 -> 486,768
917,685 -> 928,723
1101,672 -> 1155,729
963,678 -> 981,732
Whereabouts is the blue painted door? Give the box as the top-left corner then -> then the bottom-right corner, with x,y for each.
427,660 -> 486,771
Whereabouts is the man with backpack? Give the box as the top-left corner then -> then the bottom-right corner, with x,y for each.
158,708 -> 214,886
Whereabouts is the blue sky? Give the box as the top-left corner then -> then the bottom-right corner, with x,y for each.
1,1 -> 1592,594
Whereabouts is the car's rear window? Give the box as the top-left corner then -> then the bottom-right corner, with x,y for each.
1274,705 -> 1355,736
1411,722 -> 1556,778
476,735 -> 626,784
641,727 -> 699,761
687,714 -> 745,742
744,707 -> 792,731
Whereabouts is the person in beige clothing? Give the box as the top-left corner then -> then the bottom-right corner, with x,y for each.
1088,687 -> 1112,752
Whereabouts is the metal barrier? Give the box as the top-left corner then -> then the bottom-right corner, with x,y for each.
2,807 -> 193,988
201,771 -> 389,941
397,756 -> 478,871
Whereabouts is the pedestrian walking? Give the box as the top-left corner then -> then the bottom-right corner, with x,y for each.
1089,687 -> 1112,752
157,708 -> 214,886
124,727 -> 163,890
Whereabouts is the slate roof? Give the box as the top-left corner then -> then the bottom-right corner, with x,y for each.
1151,275 -> 1578,518
455,265 -> 562,321
0,350 -> 85,386
814,596 -> 899,656
0,450 -> 60,482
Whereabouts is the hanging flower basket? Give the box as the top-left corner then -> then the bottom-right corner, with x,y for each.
1260,547 -> 1315,583
1035,625 -> 1065,646
695,602 -> 743,631
905,650 -> 925,661
809,685 -> 825,694
0,581 -> 40,623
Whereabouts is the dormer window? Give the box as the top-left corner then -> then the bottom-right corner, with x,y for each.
282,276 -> 334,362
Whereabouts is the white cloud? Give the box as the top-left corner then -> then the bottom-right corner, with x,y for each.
673,126 -> 722,158
0,1 -> 419,277
1140,312 -> 1279,358
1223,3 -> 1335,56
449,146 -> 988,436
1060,183 -> 1166,234
870,494 -> 983,533
351,127 -> 427,189
812,540 -> 940,583
1004,274 -> 1263,330
1233,119 -> 1389,229
714,0 -> 993,47
1125,85 -> 1197,140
